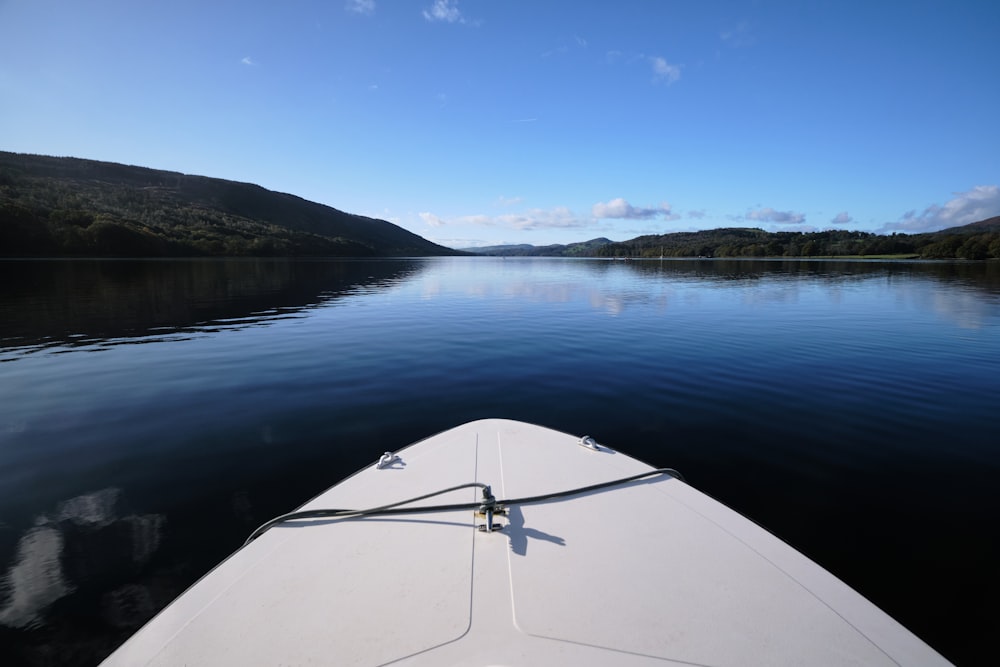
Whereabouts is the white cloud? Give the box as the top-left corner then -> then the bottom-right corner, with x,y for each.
650,56 -> 681,84
880,185 -> 1000,233
495,207 -> 584,231
347,0 -> 375,15
495,196 -> 523,207
721,21 -> 755,47
831,211 -> 853,225
420,207 -> 589,231
460,214 -> 494,226
418,212 -> 447,227
745,207 -> 806,225
592,198 -> 680,220
241,56 -> 255,66
688,209 -> 707,219
423,0 -> 462,23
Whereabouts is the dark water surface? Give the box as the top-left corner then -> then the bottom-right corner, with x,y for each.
1,257 -> 998,665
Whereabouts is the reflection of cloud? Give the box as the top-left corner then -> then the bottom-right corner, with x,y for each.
128,514 -> 165,564
102,584 -> 155,630
421,264 -> 671,317
740,284 -> 801,306
58,487 -> 120,527
930,288 -> 989,330
590,292 -> 624,315
0,527 -> 72,629
0,488 -> 164,629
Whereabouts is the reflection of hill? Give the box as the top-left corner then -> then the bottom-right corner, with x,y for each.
623,258 -> 1000,295
0,259 -> 425,353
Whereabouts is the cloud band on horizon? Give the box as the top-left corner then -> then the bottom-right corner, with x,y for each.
882,185 -> 1000,233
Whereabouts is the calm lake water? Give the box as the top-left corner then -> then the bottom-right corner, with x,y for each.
1,257 -> 998,665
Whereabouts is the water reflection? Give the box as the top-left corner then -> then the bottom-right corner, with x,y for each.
3,259 -> 997,354
0,258 -> 426,357
0,256 -> 997,665
0,488 -> 164,630
623,256 -> 1000,290
421,257 -> 1000,318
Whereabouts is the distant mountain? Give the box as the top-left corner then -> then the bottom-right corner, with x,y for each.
464,237 -> 612,256
463,243 -> 537,254
0,152 -> 463,257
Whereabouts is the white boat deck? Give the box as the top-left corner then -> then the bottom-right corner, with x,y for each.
101,419 -> 950,666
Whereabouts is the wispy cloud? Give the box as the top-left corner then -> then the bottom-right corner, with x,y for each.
241,56 -> 255,66
721,21 -> 755,47
605,51 -> 681,85
745,207 -> 806,225
593,198 -> 680,221
423,0 -> 463,23
687,209 -> 707,220
543,35 -> 588,58
650,57 -> 681,84
419,212 -> 448,227
830,211 -> 853,225
347,0 -> 375,16
880,185 -> 1000,233
419,207 -> 589,231
497,208 -> 583,231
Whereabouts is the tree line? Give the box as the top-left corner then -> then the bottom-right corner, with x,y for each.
591,226 -> 1000,260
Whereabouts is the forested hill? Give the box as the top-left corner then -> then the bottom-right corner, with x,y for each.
470,219 -> 1000,260
0,152 -> 462,257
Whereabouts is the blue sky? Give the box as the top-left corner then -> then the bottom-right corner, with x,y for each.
2,1 -> 998,248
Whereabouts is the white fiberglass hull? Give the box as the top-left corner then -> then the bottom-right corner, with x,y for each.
101,419 -> 950,666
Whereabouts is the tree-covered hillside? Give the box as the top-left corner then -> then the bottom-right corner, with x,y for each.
0,152 -> 462,257
592,221 -> 1000,259
470,219 -> 1000,260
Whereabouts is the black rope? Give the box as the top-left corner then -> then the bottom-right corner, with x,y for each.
244,467 -> 683,546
